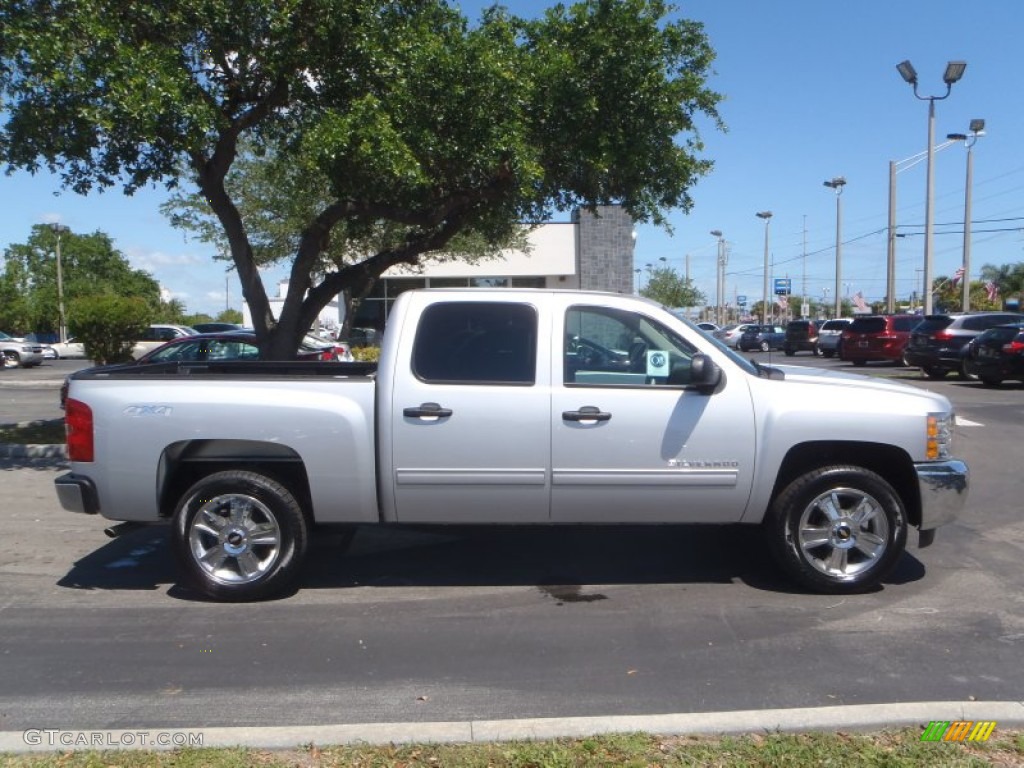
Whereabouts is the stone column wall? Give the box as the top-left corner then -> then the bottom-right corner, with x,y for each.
574,205 -> 635,294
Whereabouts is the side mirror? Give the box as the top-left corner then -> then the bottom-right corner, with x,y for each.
668,354 -> 722,392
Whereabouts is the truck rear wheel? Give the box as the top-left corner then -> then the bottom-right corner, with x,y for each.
172,470 -> 308,601
765,465 -> 907,594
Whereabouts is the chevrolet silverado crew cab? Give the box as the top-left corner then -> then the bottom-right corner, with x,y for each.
55,290 -> 969,601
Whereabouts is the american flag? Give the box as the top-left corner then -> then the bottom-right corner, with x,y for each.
852,291 -> 868,312
952,266 -> 965,286
986,280 -> 999,302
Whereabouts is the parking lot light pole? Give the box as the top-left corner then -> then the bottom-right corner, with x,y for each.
50,223 -> 70,344
947,119 -> 984,312
710,230 -> 725,326
756,212 -> 772,325
897,59 -> 967,315
823,178 -> 846,319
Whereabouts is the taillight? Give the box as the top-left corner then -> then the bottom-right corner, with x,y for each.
319,350 -> 333,361
1003,340 -> 1024,354
65,398 -> 94,462
932,331 -> 954,342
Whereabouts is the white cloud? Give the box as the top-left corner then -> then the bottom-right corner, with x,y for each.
124,246 -> 205,273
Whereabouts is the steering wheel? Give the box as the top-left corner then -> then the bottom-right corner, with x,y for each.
572,337 -> 608,367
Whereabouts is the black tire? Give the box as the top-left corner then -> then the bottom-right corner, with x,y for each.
811,343 -> 821,357
922,366 -> 947,380
959,362 -> 978,382
3,351 -> 20,368
765,465 -> 907,594
822,349 -> 835,359
852,359 -> 867,367
980,375 -> 1001,387
784,348 -> 795,357
172,470 -> 308,601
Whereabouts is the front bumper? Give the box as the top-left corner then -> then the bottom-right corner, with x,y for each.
914,459 -> 969,532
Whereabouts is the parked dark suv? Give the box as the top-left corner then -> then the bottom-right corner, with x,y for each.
962,322 -> 1024,386
840,315 -> 920,367
783,320 -> 820,356
903,311 -> 1024,379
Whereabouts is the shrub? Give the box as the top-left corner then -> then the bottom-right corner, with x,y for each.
69,295 -> 153,364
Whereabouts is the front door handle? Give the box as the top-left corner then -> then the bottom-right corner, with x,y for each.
403,402 -> 453,419
562,405 -> 611,422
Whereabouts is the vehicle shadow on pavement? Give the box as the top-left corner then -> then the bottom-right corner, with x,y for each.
57,526 -> 176,593
303,524 -> 928,597
54,523 -> 928,599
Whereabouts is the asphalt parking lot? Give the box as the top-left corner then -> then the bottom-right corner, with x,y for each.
1,351 -> 1021,735
0,359 -> 82,425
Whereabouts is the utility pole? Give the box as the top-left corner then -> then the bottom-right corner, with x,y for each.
50,223 -> 69,344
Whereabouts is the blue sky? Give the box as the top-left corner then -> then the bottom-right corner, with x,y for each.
2,1 -> 1023,316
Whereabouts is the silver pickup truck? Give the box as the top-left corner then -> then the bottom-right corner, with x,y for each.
55,289 -> 968,601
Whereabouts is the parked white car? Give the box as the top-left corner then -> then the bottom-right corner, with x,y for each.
46,338 -> 88,359
0,331 -> 45,368
131,324 -> 199,359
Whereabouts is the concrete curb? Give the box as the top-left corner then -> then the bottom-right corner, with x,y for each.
0,443 -> 66,459
1,700 -> 1022,753
0,418 -> 66,459
0,379 -> 64,389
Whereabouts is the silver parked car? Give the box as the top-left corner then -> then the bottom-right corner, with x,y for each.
817,318 -> 853,358
0,331 -> 45,368
713,323 -> 756,349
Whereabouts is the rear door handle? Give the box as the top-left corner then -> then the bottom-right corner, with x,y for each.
403,402 -> 453,419
562,406 -> 611,422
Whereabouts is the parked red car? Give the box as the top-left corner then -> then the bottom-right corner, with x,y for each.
840,315 -> 920,366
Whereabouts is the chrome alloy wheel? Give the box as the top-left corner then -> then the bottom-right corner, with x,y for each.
187,494 -> 282,585
797,487 -> 889,579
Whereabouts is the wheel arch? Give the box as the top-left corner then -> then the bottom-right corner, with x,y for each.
770,441 -> 921,528
158,440 -> 314,523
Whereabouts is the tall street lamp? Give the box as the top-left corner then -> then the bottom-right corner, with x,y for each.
710,230 -> 725,326
897,59 -> 967,315
50,223 -> 70,344
947,118 -> 985,312
885,138 -> 959,313
823,177 -> 846,319
756,211 -> 772,325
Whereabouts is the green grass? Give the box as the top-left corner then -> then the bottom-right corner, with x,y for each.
2,730 -> 1023,767
0,418 -> 65,444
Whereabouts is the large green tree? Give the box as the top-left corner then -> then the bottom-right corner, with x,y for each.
0,224 -> 161,335
1,0 -> 722,358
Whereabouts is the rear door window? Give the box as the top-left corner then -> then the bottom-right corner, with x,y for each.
412,302 -> 537,385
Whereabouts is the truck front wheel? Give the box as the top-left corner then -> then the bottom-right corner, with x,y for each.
766,465 -> 907,594
172,470 -> 308,601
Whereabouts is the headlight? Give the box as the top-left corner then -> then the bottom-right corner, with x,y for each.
926,412 -> 954,460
